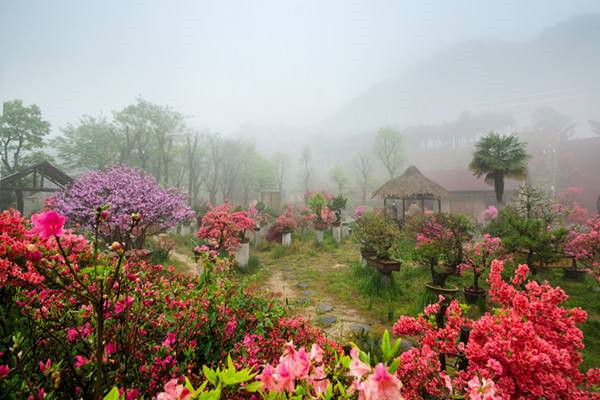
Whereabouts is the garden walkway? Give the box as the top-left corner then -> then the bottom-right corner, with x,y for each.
255,240 -> 389,340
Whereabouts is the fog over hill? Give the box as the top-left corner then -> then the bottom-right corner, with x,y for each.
316,14 -> 600,137
237,14 -> 599,190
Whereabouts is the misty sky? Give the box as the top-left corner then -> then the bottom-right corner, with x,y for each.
2,0 -> 600,134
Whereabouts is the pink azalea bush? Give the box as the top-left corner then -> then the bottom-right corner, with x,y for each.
393,259 -> 599,399
459,234 -> 502,290
482,205 -> 498,222
266,206 -> 298,242
565,215 -> 600,280
196,203 -> 256,254
54,165 -> 194,248
354,205 -> 368,220
0,209 -> 328,399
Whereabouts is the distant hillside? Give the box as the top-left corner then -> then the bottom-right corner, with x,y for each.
318,14 -> 600,135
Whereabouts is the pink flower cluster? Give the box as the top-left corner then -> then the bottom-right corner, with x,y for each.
258,342 -> 329,395
565,215 -> 600,280
348,348 -> 403,400
466,259 -> 599,399
415,217 -> 453,248
482,206 -> 498,221
354,205 -> 367,219
319,207 -> 336,225
196,203 -> 257,253
258,342 -> 403,400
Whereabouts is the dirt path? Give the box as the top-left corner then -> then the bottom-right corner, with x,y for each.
265,262 -> 377,339
170,251 -> 200,275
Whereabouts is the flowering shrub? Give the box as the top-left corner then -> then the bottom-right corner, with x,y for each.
409,213 -> 473,287
482,205 -> 498,222
247,201 -> 274,229
319,206 -> 336,225
392,259 -> 599,399
266,207 -> 297,242
354,205 -> 367,220
565,215 -> 600,280
0,209 -> 325,399
467,260 -> 598,398
459,234 -> 502,290
55,165 -> 194,248
196,203 -> 256,254
257,333 -> 404,399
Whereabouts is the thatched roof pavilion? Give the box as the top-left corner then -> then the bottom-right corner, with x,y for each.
372,165 -> 449,220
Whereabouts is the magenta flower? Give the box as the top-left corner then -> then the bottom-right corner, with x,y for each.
156,379 -> 191,400
0,364 -> 9,379
74,355 -> 88,368
30,210 -> 65,239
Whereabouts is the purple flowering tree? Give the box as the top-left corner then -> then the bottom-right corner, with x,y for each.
55,166 -> 195,248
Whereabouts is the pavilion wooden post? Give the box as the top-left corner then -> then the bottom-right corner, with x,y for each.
438,198 -> 441,213
402,198 -> 406,220
383,197 -> 387,217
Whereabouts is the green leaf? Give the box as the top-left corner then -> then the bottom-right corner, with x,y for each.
388,359 -> 400,374
244,381 -> 262,392
103,387 -> 121,400
203,366 -> 218,386
381,329 -> 391,360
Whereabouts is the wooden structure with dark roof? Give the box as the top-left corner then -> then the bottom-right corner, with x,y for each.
1,161 -> 72,212
372,165 -> 449,220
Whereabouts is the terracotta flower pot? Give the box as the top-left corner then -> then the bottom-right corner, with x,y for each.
463,286 -> 486,304
313,221 -> 328,231
424,282 -> 459,297
365,256 -> 401,275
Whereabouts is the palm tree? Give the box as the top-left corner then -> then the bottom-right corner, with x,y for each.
469,132 -> 530,204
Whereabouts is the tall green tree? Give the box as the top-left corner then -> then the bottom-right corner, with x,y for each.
0,100 -> 51,211
374,127 -> 403,179
469,132 -> 530,204
330,165 -> 349,194
52,115 -> 118,170
113,98 -> 184,184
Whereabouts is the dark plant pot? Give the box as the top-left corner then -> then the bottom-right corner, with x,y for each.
366,257 -> 401,276
563,268 -> 587,281
360,249 -> 377,259
463,286 -> 486,304
424,282 -> 459,297
313,221 -> 328,231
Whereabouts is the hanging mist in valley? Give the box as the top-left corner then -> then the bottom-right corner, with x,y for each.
1,0 -> 600,214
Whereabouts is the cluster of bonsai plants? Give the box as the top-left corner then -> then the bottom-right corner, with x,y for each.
408,212 -> 474,296
307,191 -> 348,244
352,211 -> 402,276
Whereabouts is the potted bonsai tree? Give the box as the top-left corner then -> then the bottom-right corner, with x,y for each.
410,213 -> 473,296
353,212 -> 401,275
564,215 -> 600,281
329,194 -> 347,243
308,192 -> 328,231
266,206 -> 298,246
352,211 -> 378,265
460,234 -> 502,304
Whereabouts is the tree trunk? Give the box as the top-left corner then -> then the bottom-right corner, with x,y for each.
15,190 -> 24,214
494,173 -> 504,204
